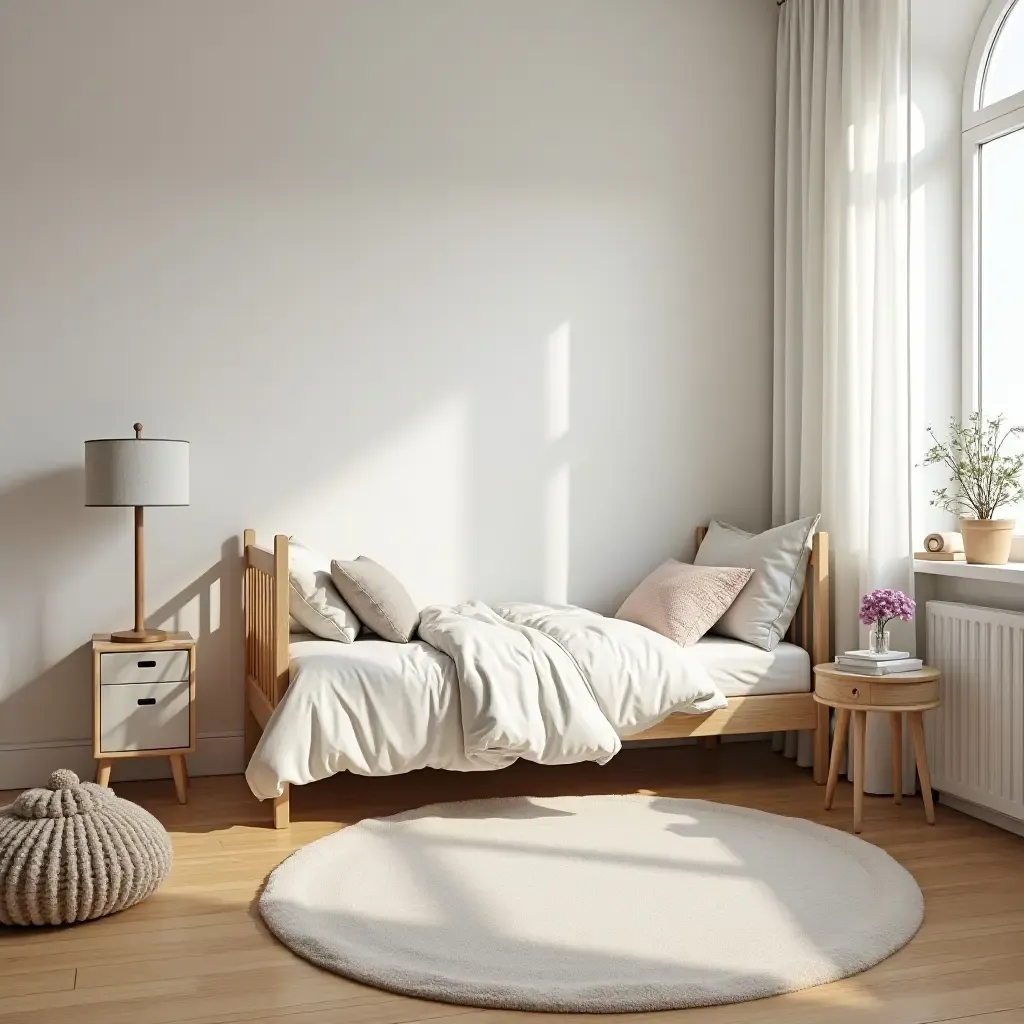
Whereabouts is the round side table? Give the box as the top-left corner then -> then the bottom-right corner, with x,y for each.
813,663 -> 941,834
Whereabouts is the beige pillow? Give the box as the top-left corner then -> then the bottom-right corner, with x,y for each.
330,557 -> 420,643
615,560 -> 753,648
694,515 -> 820,650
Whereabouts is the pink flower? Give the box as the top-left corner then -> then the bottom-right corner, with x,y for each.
859,588 -> 915,629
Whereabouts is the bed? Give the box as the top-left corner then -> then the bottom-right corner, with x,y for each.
242,527 -> 831,828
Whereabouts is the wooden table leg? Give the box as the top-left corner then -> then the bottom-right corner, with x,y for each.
169,754 -> 188,805
891,712 -> 903,805
824,707 -> 850,810
813,701 -> 830,785
95,759 -> 113,788
908,711 -> 935,825
852,710 -> 866,834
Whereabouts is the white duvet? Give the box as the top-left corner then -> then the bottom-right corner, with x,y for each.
245,601 -> 726,800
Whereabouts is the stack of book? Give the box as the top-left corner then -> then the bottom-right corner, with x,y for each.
834,650 -> 923,675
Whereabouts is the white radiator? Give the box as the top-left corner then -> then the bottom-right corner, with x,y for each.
926,601 -> 1024,826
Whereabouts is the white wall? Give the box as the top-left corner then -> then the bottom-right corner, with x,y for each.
0,1 -> 779,787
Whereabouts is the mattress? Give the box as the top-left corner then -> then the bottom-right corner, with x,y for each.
288,633 -> 811,700
687,636 -> 810,697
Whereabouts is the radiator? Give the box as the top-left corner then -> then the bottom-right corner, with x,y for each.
926,601 -> 1024,824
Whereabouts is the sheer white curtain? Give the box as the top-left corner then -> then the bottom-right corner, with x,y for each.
773,0 -> 913,793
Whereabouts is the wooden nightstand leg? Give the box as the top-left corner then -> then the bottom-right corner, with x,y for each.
891,712 -> 903,805
908,711 -> 936,825
824,707 -> 849,810
813,701 -> 830,785
852,710 -> 866,834
169,754 -> 188,805
95,759 -> 113,788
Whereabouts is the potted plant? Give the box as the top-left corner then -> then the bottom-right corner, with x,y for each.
922,412 -> 1024,564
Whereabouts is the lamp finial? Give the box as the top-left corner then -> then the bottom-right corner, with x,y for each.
134,422 -> 143,438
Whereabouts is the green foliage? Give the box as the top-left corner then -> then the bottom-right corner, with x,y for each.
922,412 -> 1024,520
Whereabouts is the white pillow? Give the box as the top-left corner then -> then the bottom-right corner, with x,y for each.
694,516 -> 819,650
287,539 -> 360,642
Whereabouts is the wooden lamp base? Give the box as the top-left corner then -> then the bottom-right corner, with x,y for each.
111,627 -> 170,644
117,487 -> 163,645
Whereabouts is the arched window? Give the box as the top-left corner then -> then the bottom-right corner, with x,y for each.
963,1 -> 1024,466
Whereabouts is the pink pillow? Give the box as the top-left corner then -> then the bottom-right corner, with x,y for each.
616,560 -> 753,648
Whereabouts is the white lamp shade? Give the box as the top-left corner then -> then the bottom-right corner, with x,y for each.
85,438 -> 190,506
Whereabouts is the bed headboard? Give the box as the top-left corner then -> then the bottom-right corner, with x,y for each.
243,530 -> 290,725
694,525 -> 831,667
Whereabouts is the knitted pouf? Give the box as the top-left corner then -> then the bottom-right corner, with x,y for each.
0,769 -> 173,926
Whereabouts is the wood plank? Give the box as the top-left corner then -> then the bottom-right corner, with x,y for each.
629,694 -> 817,740
0,969 -> 77,997
244,544 -> 274,576
245,676 -> 274,730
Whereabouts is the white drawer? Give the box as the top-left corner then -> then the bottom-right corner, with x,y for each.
100,680 -> 190,753
101,649 -> 190,686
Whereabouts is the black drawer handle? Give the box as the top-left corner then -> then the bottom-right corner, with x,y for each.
137,697 -> 157,706
137,660 -> 156,668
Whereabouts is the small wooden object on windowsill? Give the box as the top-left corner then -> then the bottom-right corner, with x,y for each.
814,662 -> 940,834
914,550 -> 967,562
92,632 -> 196,804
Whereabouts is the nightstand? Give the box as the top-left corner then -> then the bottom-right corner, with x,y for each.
814,662 -> 940,834
92,632 -> 196,804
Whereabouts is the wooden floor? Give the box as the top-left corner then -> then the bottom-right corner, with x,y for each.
2,743 -> 1024,1024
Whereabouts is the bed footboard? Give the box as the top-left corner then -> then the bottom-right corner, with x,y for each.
243,530 -> 291,827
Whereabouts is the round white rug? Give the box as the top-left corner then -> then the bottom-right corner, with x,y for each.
260,795 -> 923,1012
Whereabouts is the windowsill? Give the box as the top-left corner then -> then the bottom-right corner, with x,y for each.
914,559 -> 1024,584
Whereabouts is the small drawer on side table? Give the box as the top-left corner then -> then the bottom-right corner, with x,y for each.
101,649 -> 190,686
813,672 -> 871,706
99,680 -> 191,753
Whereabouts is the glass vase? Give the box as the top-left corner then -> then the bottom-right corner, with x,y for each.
868,628 -> 890,656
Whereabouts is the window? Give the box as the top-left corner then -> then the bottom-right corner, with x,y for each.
963,0 -> 1024,523
981,0 -> 1024,107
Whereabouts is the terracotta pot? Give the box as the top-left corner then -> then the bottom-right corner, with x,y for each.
959,517 -> 1015,564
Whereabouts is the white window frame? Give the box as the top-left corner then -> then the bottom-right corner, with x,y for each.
962,0 -> 1024,419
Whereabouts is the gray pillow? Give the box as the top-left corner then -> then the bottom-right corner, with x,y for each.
615,560 -> 753,648
694,515 -> 820,650
330,557 -> 420,643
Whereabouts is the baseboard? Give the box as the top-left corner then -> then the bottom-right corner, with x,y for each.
0,732 -> 245,791
939,792 -> 1024,838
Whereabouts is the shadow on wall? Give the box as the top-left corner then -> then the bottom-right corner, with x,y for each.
144,536 -> 243,744
0,468 -> 113,742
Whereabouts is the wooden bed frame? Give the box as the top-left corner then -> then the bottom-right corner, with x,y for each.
243,527 -> 831,828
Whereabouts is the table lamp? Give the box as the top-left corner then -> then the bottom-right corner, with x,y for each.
85,423 -> 190,643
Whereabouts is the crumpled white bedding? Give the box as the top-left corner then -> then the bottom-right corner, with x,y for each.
245,601 -> 727,800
